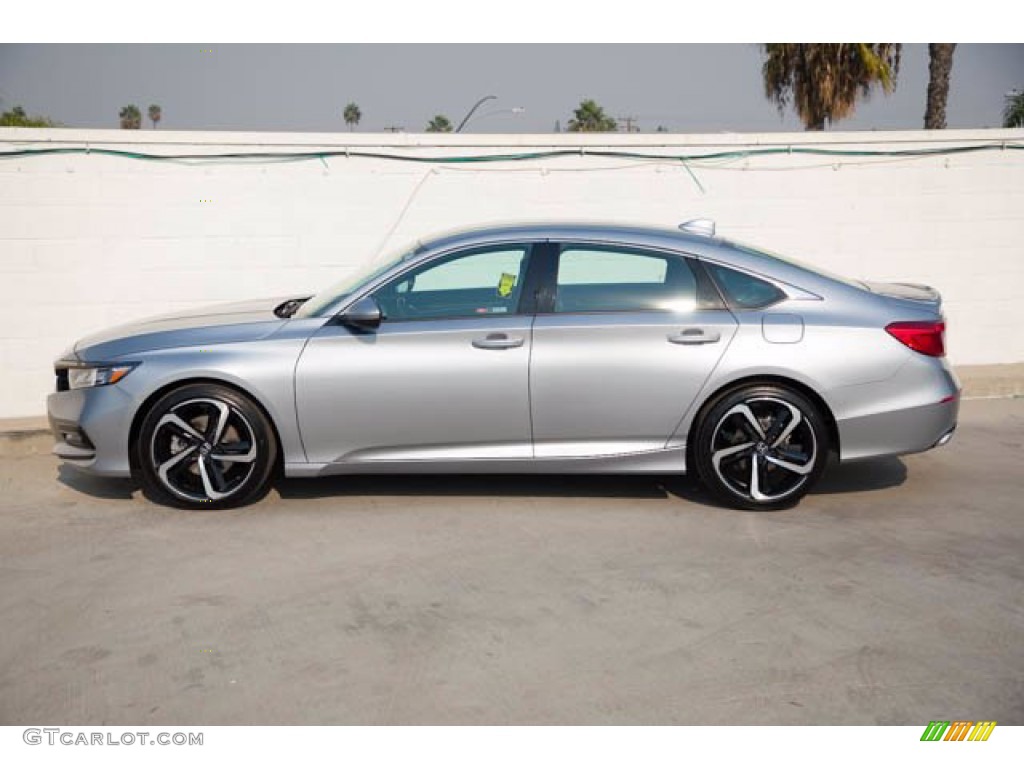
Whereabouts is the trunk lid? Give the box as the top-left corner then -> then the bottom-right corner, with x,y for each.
862,281 -> 941,307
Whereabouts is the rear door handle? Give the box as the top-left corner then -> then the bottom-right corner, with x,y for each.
667,328 -> 721,345
472,333 -> 525,350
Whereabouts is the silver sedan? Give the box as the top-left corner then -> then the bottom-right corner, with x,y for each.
47,221 -> 959,510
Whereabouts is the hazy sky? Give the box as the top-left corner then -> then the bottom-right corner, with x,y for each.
1,44 -> 1021,133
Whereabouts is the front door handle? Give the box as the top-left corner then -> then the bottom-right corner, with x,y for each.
472,333 -> 525,350
667,328 -> 721,345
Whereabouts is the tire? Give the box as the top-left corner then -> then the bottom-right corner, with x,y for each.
692,383 -> 829,511
133,383 -> 278,510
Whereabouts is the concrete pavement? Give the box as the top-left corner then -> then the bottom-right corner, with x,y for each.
0,398 -> 1021,724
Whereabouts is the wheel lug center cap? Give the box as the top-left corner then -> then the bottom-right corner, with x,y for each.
756,442 -> 768,454
199,442 -> 212,455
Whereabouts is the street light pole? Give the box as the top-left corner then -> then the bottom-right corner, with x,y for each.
455,95 -> 497,133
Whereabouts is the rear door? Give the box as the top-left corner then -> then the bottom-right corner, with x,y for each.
529,242 -> 738,458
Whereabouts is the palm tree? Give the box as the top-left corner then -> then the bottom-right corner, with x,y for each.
119,104 -> 142,129
568,99 -> 618,132
761,44 -> 901,130
148,104 -> 162,129
343,102 -> 361,131
924,44 -> 956,129
425,114 -> 453,133
1003,89 -> 1024,128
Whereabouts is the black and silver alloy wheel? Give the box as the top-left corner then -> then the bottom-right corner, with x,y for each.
694,384 -> 829,510
134,384 -> 277,509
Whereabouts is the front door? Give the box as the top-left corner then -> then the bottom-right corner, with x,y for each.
295,244 -> 535,465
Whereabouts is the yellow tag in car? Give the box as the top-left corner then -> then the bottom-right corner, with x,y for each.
497,272 -> 516,298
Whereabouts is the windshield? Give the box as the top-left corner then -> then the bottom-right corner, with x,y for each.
726,240 -> 865,290
295,240 -> 423,318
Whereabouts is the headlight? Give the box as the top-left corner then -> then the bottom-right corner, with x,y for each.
67,363 -> 139,390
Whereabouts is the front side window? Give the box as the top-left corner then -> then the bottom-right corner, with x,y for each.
553,246 -> 699,313
372,245 -> 530,322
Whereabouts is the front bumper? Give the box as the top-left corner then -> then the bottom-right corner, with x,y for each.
47,385 -> 136,477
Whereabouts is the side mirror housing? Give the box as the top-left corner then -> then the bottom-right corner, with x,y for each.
339,296 -> 382,331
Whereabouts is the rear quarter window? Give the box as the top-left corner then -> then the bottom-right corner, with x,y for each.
705,262 -> 786,310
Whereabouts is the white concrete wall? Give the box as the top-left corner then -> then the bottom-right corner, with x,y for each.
1,127 -> 1022,419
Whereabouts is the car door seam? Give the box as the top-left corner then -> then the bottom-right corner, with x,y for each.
526,313 -> 537,459
663,312 -> 740,450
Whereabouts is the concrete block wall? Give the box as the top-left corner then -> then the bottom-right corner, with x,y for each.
1,127 -> 1022,419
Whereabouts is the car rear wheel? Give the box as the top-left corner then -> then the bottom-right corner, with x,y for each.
133,383 -> 277,509
692,383 -> 829,511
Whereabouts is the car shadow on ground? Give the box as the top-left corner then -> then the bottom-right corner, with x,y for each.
811,456 -> 907,495
55,456 -> 907,508
275,473 -> 679,501
273,456 -> 908,507
57,464 -> 137,500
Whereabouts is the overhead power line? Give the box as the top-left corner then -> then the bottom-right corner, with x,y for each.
0,142 -> 1020,166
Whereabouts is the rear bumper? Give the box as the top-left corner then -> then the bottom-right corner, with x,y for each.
833,358 -> 960,462
838,397 -> 959,461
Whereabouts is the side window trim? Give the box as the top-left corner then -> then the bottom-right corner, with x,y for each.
518,241 -> 558,315
690,257 -> 729,311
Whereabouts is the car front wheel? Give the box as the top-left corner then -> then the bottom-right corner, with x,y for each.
692,384 -> 829,511
133,383 -> 278,509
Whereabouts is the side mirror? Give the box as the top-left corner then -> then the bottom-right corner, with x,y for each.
339,296 -> 382,331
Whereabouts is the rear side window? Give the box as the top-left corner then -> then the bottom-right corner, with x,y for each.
705,262 -> 786,310
554,247 -> 699,313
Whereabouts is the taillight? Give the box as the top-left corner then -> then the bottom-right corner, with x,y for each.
885,320 -> 946,357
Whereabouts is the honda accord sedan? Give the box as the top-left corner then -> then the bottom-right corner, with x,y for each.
48,220 -> 959,510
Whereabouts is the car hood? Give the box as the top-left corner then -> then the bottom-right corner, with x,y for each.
73,296 -> 297,361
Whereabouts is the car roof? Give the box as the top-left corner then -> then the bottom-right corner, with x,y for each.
417,221 -> 721,254
413,221 -> 858,302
